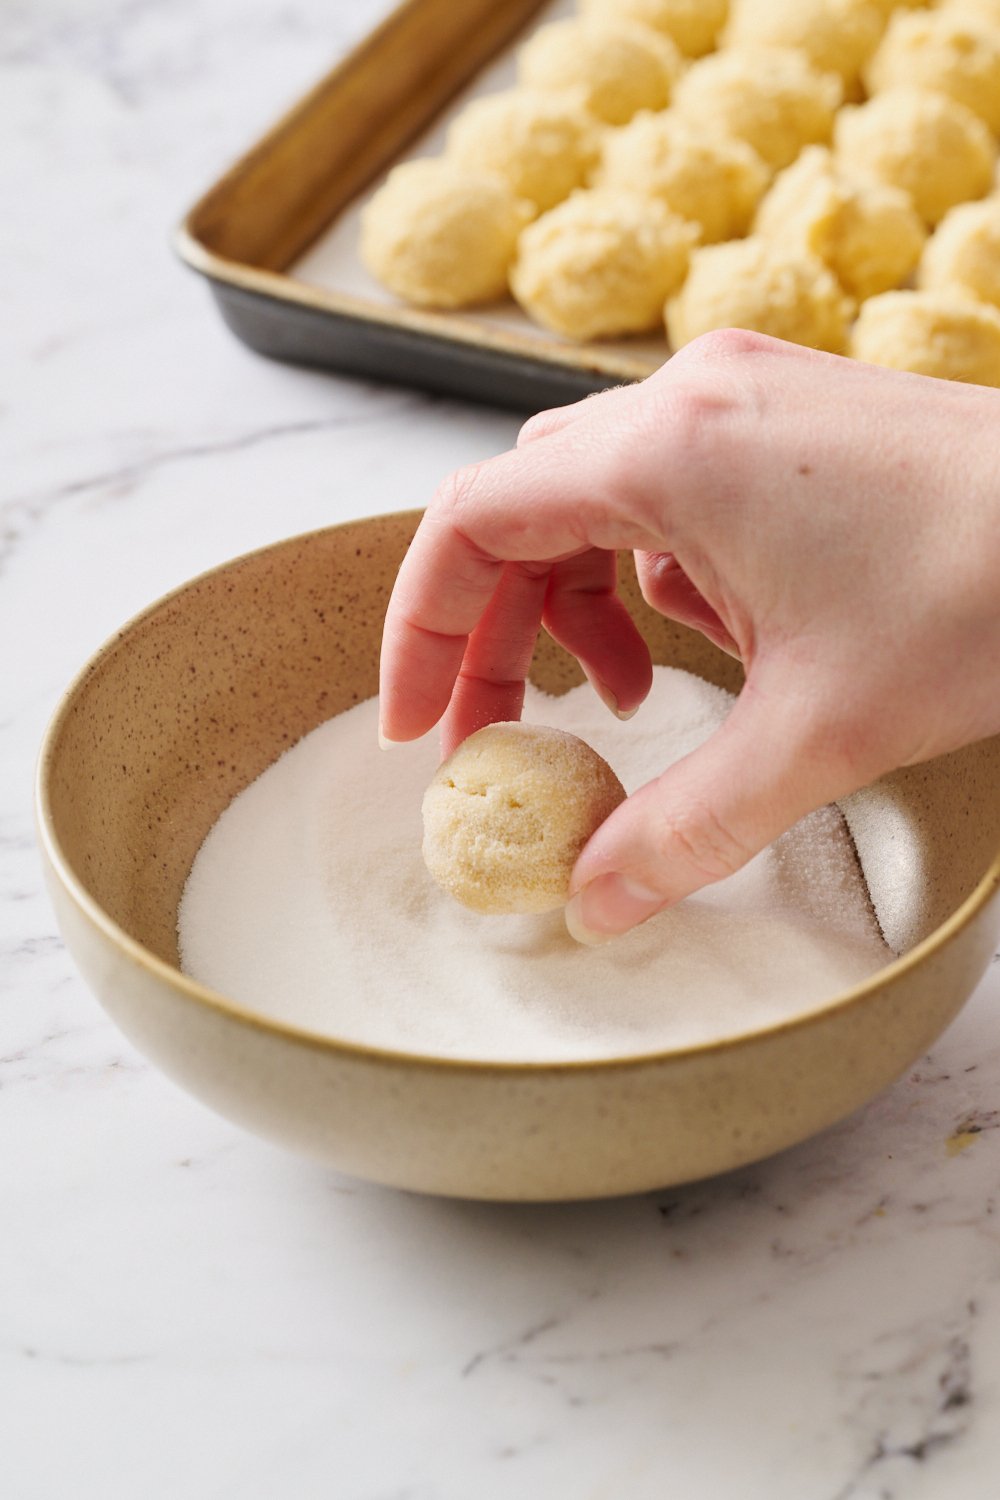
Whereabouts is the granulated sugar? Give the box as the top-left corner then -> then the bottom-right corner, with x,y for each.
178,668 -> 891,1063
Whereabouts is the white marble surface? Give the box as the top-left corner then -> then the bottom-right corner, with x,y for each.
4,3 -> 1000,1496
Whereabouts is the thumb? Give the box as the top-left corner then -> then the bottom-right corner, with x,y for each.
565,685 -> 847,944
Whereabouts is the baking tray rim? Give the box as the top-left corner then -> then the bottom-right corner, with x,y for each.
173,0 -> 660,393
174,221 -> 656,385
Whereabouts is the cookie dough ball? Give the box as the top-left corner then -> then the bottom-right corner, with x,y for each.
938,0 -> 1000,28
723,0 -> 887,91
919,197 -> 1000,309
518,18 -> 682,125
755,146 -> 927,300
422,723 -> 627,915
511,189 -> 696,339
850,290 -> 1000,384
866,0 -> 931,12
445,90 -> 599,214
864,10 -> 1000,133
580,0 -> 728,58
835,89 -> 996,226
595,112 -> 768,242
667,237 -> 852,352
360,160 -> 531,308
673,47 -> 842,172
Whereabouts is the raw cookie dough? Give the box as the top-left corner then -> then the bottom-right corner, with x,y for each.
672,46 -> 842,172
511,189 -> 697,339
919,197 -> 1000,309
579,0 -> 728,58
938,0 -> 1000,27
518,18 -> 682,125
667,236 -> 852,352
445,89 -> 599,214
864,9 -> 1000,132
754,146 -> 926,300
723,0 -> 887,92
834,88 -> 996,226
360,159 -> 531,307
594,112 -> 768,242
422,722 -> 627,915
850,290 -> 1000,385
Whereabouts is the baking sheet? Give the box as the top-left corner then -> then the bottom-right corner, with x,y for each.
291,0 -> 669,378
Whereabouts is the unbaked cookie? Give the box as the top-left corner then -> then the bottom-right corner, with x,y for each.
594,111 -> 768,242
864,0 -> 934,10
360,159 -> 531,307
850,290 -> 1000,385
919,196 -> 1000,309
511,189 -> 697,339
445,89 -> 599,214
518,18 -> 682,125
667,236 -> 852,352
754,146 -> 926,300
835,88 -> 996,226
864,9 -> 1000,133
579,0 -> 728,58
422,722 -> 626,915
937,0 -> 1000,27
723,0 -> 887,92
672,46 -> 842,172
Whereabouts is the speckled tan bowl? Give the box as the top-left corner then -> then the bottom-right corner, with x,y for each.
36,514 -> 1000,1200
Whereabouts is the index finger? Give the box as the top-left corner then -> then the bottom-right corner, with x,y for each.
378,432 -> 663,745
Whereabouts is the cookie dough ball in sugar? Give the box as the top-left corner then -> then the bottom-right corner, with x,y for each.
920,197 -> 1000,309
723,0 -> 887,92
667,237 -> 852,352
595,112 -> 768,242
755,147 -> 927,300
422,723 -> 627,915
511,189 -> 697,339
835,89 -> 995,226
851,290 -> 1000,384
865,10 -> 1000,133
445,90 -> 599,215
360,160 -> 531,308
673,48 -> 842,173
517,18 -> 682,125
579,0 -> 728,58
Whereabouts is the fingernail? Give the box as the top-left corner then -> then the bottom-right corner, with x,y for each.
378,726 -> 401,751
564,874 -> 664,945
583,670 -> 639,722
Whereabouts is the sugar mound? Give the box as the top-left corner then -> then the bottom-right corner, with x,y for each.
178,668 -> 891,1064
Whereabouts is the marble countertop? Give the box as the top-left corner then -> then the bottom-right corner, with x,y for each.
4,2 -> 1000,1496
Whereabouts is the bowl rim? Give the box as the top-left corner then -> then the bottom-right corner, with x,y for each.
36,514 -> 1000,1077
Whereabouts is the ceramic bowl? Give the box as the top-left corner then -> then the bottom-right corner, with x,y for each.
36,513 -> 1000,1200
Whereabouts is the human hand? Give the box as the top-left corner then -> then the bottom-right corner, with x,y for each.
379,332 -> 1000,942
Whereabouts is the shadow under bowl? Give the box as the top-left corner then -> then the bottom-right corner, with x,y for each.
36,513 -> 1000,1199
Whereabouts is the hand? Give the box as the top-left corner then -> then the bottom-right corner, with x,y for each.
379,332 -> 1000,942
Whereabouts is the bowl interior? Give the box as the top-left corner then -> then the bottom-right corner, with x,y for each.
43,512 -> 1000,982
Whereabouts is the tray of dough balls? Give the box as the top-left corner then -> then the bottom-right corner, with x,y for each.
179,0 -> 1000,410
